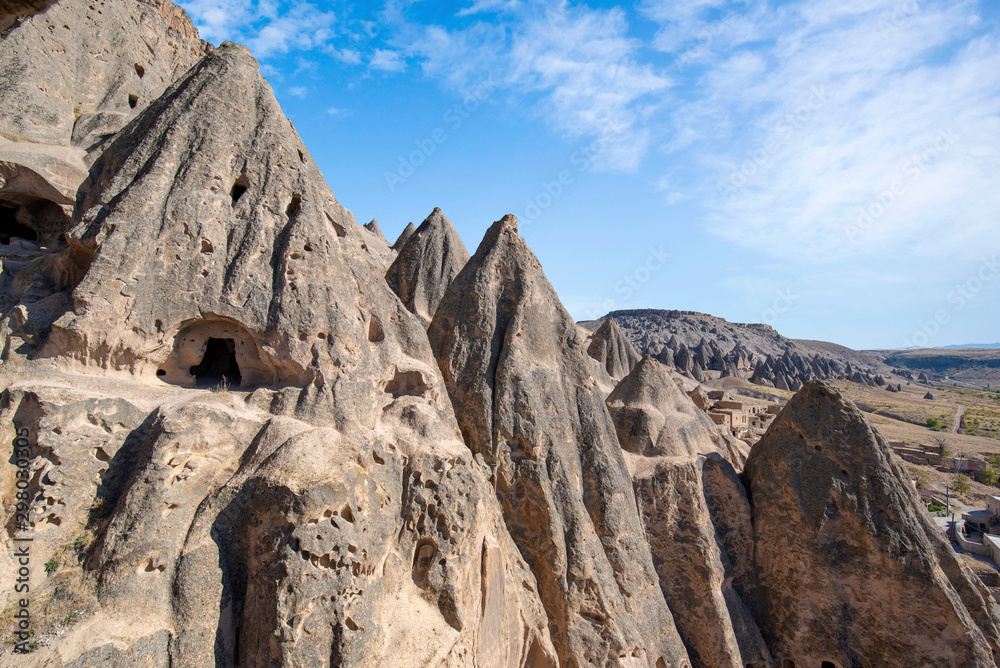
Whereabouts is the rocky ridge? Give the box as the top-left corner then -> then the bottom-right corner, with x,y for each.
584,309 -> 901,391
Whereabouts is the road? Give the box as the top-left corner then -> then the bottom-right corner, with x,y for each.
951,404 -> 965,434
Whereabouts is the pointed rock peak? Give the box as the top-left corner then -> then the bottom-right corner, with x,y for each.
392,222 -> 416,251
744,379 -> 1000,667
587,316 -> 640,381
363,218 -> 386,242
429,216 -> 688,665
607,356 -> 737,461
384,207 -> 470,327
756,380 -> 881,462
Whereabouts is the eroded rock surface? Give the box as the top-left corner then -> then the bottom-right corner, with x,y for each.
385,207 -> 469,328
1,27 -> 556,668
744,380 -> 1000,668
429,215 -> 690,668
587,317 -> 640,382
0,0 -> 209,247
610,355 -> 766,668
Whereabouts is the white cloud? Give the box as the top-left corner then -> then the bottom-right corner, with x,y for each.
326,107 -> 353,118
369,48 -> 406,72
177,1 -> 338,58
289,86 -> 308,98
642,0 -> 1000,270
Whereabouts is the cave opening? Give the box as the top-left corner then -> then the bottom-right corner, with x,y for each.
189,338 -> 242,387
0,204 -> 37,244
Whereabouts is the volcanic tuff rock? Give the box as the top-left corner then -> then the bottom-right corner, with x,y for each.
429,215 -> 690,667
743,380 -> 1000,667
1,24 -> 557,667
392,221 -> 416,251
0,0 -> 209,247
608,356 -> 767,668
586,309 -> 894,390
385,207 -> 470,328
363,218 -> 386,242
586,316 -> 641,382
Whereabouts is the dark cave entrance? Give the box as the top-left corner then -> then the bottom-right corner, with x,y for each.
0,204 -> 37,244
189,338 -> 242,387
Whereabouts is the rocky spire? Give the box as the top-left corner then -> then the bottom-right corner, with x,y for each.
384,207 -> 469,327
429,214 -> 690,667
4,38 -> 557,668
744,380 -> 1000,667
363,218 -> 386,242
391,221 -> 416,251
586,316 -> 641,381
607,356 -> 764,667
606,355 -> 743,464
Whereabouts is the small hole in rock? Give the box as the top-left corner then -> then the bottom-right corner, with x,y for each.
156,369 -> 166,377
231,178 -> 248,204
287,194 -> 301,217
128,94 -> 138,109
297,149 -> 306,163
134,63 -> 145,78
0,205 -> 38,244
201,239 -> 214,253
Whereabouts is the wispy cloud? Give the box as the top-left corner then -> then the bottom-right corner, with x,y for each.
178,0 -> 338,57
647,0 -> 1000,268
369,48 -> 406,72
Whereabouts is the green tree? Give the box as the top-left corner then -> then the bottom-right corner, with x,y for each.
953,474 -> 972,496
982,467 -> 999,486
926,418 -> 943,431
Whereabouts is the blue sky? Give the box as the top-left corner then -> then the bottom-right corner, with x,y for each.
176,0 -> 1000,350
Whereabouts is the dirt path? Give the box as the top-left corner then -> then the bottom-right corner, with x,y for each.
951,404 -> 966,434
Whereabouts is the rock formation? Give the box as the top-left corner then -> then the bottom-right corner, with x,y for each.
429,215 -> 690,667
1,22 -> 557,667
608,356 -> 765,668
0,0 -> 209,247
385,207 -> 469,328
587,317 -> 641,381
606,356 -> 745,465
2,2 -> 997,667
586,310 -> 895,390
392,221 -> 416,251
364,218 -> 386,242
743,380 -> 1000,667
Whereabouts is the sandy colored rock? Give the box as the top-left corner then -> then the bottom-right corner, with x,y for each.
392,221 -> 416,251
385,207 -> 470,328
0,0 -> 209,247
429,214 -> 690,668
1,36 -> 556,667
744,380 -> 1000,667
610,355 -> 766,668
607,355 -> 746,466
587,316 -> 641,381
364,218 -> 387,242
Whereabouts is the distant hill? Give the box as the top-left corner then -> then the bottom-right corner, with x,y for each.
937,343 -> 1000,350
583,309 -> 903,391
867,348 -> 1000,387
